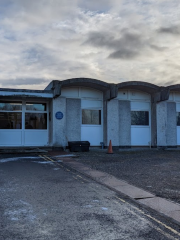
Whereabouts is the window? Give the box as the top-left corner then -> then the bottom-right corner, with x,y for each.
0,101 -> 48,130
0,102 -> 22,111
177,112 -> 180,126
26,103 -> 46,111
131,111 -> 149,126
82,109 -> 101,125
25,113 -> 47,129
0,112 -> 22,129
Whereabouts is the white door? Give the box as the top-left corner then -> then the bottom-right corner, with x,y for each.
131,101 -> 151,146
24,102 -> 49,146
81,99 -> 103,146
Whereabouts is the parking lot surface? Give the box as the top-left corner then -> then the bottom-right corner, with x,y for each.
76,149 -> 180,205
1,154 -> 180,240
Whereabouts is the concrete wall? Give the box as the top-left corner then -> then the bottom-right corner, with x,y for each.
103,93 -> 107,146
119,101 -> 131,147
49,99 -> 53,145
107,99 -> 119,146
66,98 -> 81,142
156,101 -> 177,147
156,101 -> 167,147
167,102 -> 177,147
48,90 -> 177,149
151,100 -> 157,147
49,97 -> 67,147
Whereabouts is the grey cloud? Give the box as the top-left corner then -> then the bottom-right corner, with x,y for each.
1,0 -> 79,28
85,30 -> 163,59
150,44 -> 168,51
78,0 -> 112,12
85,31 -> 144,49
85,29 -> 169,60
108,49 -> 139,59
22,45 -> 58,67
158,26 -> 180,35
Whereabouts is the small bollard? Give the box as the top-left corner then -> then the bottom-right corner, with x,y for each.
100,142 -> 104,149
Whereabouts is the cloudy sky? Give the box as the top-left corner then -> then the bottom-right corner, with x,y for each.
0,0 -> 180,89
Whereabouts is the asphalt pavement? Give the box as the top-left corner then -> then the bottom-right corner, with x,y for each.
75,150 -> 180,205
0,154 -> 180,240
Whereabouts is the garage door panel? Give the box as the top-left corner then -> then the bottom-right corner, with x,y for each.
0,130 -> 22,146
131,127 -> 150,146
24,130 -> 48,146
177,127 -> 180,145
81,126 -> 103,146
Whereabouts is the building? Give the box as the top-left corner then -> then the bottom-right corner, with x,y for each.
0,78 -> 179,148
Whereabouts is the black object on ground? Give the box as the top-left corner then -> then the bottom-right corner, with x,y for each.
68,141 -> 90,152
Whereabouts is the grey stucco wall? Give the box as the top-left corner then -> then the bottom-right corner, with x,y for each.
66,98 -> 81,142
167,102 -> 177,146
156,101 -> 167,146
50,97 -> 67,147
119,100 -> 131,147
107,99 -> 119,146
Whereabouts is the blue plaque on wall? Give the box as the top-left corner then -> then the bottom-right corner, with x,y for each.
55,111 -> 63,120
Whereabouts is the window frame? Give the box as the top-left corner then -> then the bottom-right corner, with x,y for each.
82,109 -> 102,125
131,110 -> 149,126
24,100 -> 49,130
0,101 -> 22,130
176,112 -> 180,126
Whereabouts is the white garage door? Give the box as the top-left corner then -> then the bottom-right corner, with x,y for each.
131,101 -> 151,146
0,101 -> 49,146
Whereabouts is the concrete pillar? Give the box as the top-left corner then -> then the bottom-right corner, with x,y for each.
167,102 -> 177,147
151,100 -> 157,147
66,98 -> 81,142
107,99 -> 119,147
119,100 -> 131,147
156,101 -> 167,147
50,97 -> 67,147
103,99 -> 107,146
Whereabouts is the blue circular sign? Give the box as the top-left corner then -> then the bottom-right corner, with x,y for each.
55,111 -> 63,120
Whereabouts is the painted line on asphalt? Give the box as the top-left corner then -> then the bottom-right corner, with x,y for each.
108,196 -> 176,239
116,196 -> 125,203
43,155 -> 55,162
115,196 -> 180,238
57,163 -> 64,168
76,174 -> 89,183
128,206 -> 179,240
41,155 -> 88,183
39,155 -> 180,238
39,155 -> 49,161
42,156 -> 70,172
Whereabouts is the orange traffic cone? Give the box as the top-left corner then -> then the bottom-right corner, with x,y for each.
107,140 -> 113,154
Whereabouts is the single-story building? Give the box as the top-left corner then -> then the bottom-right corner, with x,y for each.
0,78 -> 179,148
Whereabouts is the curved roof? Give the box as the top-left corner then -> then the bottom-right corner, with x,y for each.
117,81 -> 159,94
168,84 -> 180,92
46,78 -> 166,100
58,78 -> 110,92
